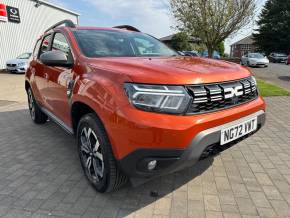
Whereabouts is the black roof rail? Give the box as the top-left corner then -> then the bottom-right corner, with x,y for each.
45,19 -> 76,33
113,25 -> 140,32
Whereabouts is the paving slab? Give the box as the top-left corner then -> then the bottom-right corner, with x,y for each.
0,74 -> 290,217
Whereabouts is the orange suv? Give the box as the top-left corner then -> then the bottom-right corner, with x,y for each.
25,20 -> 266,192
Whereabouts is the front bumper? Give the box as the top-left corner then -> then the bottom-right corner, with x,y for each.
6,66 -> 26,73
249,62 -> 268,67
273,58 -> 287,63
119,110 -> 265,178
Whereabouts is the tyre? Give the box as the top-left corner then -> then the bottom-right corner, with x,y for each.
77,113 -> 127,192
27,88 -> 47,124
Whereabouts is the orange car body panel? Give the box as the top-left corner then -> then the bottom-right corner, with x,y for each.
26,26 -> 266,162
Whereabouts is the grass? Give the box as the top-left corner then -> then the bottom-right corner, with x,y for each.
257,79 -> 290,97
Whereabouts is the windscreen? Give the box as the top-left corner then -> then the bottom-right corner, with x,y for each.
73,29 -> 177,58
17,53 -> 31,59
277,53 -> 287,57
249,53 -> 264,58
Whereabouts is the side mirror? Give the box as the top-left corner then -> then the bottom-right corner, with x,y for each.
40,50 -> 73,67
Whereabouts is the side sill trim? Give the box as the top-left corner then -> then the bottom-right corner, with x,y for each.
40,106 -> 74,135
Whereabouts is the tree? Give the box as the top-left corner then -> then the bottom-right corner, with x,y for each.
253,0 -> 290,55
216,41 -> 225,57
169,32 -> 192,51
170,0 -> 256,58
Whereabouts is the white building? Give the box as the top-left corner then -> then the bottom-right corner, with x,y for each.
0,0 -> 79,69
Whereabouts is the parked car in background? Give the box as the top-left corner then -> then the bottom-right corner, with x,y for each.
201,50 -> 221,59
6,52 -> 32,73
182,50 -> 199,57
241,53 -> 269,67
177,51 -> 185,56
268,53 -> 287,63
286,55 -> 290,65
25,20 -> 266,193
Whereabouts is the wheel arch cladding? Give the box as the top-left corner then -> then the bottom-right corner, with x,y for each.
71,101 -> 97,134
25,80 -> 30,91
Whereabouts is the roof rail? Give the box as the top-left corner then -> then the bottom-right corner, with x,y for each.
45,19 -> 76,33
113,25 -> 140,32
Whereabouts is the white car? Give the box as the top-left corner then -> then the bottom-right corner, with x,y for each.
6,52 -> 32,73
241,53 -> 269,67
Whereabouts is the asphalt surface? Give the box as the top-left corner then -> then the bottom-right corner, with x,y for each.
251,63 -> 290,91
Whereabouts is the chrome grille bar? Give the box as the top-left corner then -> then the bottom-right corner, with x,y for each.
186,77 -> 258,114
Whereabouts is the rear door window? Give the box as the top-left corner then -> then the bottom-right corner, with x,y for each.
39,34 -> 52,56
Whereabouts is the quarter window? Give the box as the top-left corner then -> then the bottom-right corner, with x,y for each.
33,40 -> 41,58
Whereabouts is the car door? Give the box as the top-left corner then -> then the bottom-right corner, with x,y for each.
44,32 -> 74,127
31,34 -> 52,107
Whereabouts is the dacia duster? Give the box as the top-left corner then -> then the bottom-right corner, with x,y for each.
25,20 -> 266,192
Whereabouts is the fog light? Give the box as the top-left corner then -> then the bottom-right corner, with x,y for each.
147,160 -> 157,171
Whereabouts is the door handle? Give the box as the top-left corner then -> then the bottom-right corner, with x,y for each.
67,80 -> 75,98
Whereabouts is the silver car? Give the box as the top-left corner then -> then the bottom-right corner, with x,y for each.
241,53 -> 269,67
6,52 -> 32,73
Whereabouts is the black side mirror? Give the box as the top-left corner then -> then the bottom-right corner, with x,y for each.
40,50 -> 73,67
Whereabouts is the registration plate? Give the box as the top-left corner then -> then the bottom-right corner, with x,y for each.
7,67 -> 16,70
220,117 -> 257,145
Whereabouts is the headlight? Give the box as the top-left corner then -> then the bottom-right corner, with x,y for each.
251,76 -> 257,86
18,62 -> 26,66
124,83 -> 191,114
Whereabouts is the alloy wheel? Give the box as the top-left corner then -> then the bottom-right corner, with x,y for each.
80,126 -> 104,182
28,89 -> 35,120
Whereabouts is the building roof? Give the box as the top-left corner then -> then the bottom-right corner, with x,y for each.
160,34 -> 175,41
37,0 -> 80,16
160,34 -> 201,43
231,35 -> 254,46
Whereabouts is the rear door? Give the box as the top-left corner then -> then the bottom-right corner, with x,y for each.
45,32 -> 74,127
32,34 -> 52,107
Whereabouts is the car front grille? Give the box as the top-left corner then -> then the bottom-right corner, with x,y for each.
186,77 -> 258,114
7,64 -> 17,67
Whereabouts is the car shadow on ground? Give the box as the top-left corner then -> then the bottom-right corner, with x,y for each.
279,76 -> 290,82
0,108 -> 219,217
